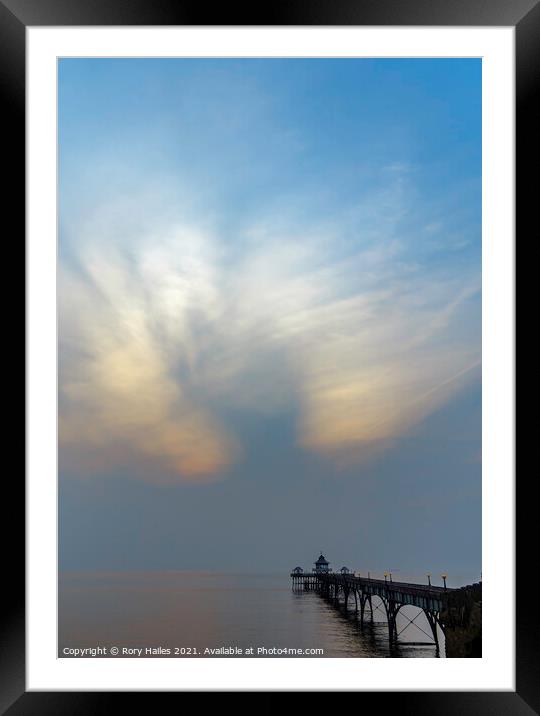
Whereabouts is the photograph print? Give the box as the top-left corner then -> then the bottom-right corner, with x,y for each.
58,57 -> 482,659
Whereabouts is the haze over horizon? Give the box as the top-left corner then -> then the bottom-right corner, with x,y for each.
58,58 -> 481,581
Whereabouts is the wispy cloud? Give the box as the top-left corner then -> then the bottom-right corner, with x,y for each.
59,167 -> 480,483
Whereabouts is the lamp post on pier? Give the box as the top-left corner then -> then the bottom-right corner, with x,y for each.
441,573 -> 447,590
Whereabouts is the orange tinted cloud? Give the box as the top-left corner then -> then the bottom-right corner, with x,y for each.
59,227 -> 238,482
59,179 -> 480,482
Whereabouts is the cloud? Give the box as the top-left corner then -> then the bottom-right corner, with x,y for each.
231,228 -> 480,457
59,224 -> 239,483
59,172 -> 480,482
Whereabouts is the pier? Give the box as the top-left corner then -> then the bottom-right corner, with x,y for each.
291,555 -> 481,657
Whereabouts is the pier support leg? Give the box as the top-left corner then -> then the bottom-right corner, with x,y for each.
386,601 -> 398,646
426,611 -> 440,652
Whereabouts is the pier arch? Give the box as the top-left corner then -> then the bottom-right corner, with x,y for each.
393,603 -> 444,650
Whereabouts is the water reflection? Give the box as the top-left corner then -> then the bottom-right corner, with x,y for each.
59,572 -> 441,658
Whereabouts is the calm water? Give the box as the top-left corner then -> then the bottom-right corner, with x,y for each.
59,571 -> 445,658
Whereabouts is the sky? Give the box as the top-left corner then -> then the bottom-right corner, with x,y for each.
58,58 -> 481,583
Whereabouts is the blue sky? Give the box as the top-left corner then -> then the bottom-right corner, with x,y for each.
58,58 -> 481,582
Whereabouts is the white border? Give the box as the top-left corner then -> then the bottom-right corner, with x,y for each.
27,27 -> 515,691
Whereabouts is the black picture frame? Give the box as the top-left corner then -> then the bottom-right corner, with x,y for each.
5,0 -> 530,710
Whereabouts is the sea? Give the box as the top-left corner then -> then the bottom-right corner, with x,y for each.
59,571 -> 447,658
